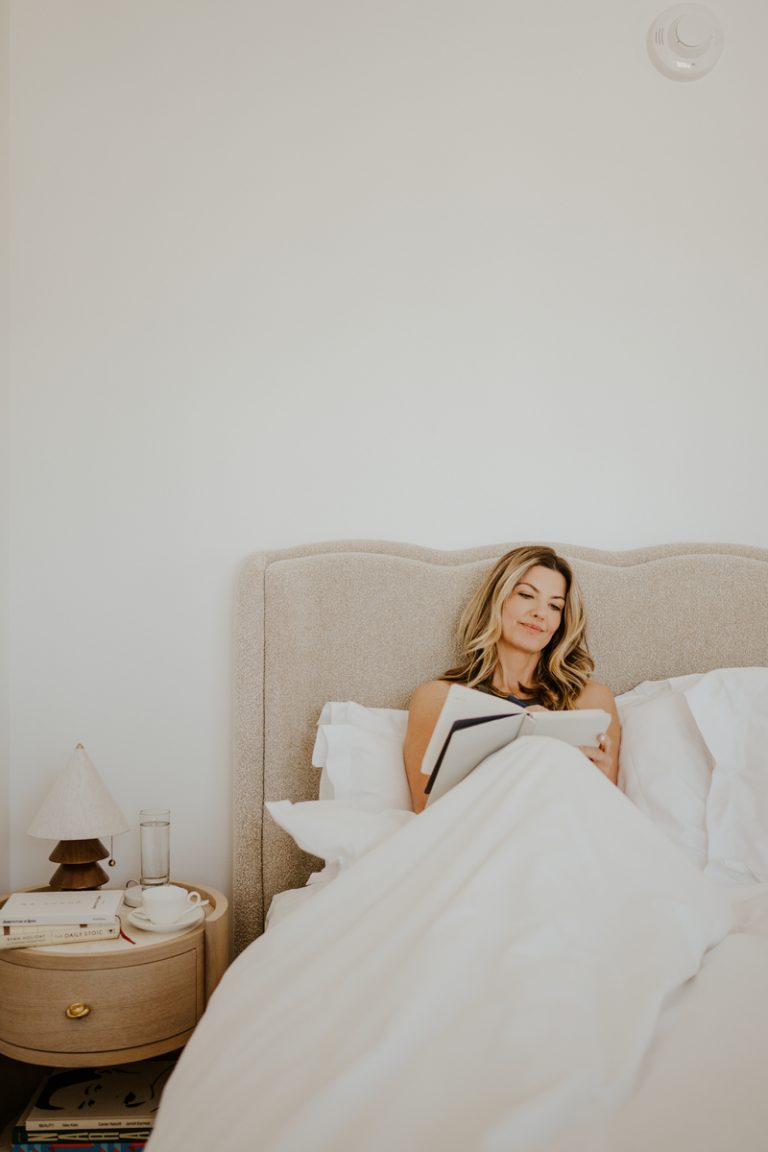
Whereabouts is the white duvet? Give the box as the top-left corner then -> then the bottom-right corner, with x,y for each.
148,737 -> 737,1152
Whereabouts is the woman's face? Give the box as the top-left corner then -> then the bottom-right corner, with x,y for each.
499,565 -> 567,655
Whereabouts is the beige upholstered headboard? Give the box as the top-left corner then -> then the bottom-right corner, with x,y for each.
232,539 -> 768,953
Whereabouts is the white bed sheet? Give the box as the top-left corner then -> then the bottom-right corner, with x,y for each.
265,870 -> 768,1148
548,884 -> 768,1151
147,736 -> 757,1152
264,866 -> 338,930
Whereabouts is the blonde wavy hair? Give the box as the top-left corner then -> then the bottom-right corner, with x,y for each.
443,545 -> 594,710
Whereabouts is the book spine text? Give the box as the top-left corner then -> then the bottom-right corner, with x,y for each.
12,1143 -> 147,1152
1,922 -> 119,949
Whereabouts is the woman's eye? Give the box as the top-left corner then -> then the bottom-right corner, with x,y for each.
518,591 -> 532,599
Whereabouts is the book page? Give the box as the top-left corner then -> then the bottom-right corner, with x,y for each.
425,713 -> 526,804
522,709 -> 610,748
420,684 -> 525,780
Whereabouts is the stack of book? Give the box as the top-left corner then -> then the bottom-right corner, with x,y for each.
10,1059 -> 177,1152
0,890 -> 124,950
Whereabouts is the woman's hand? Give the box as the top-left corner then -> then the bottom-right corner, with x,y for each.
574,682 -> 620,785
524,706 -> 617,783
579,732 -> 614,779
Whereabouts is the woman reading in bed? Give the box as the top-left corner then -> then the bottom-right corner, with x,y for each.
404,544 -> 621,812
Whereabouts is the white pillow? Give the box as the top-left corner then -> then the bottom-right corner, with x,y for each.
312,701 -> 411,812
616,671 -> 706,715
683,667 -> 768,882
264,702 -> 413,885
266,800 -> 415,870
617,682 -> 713,869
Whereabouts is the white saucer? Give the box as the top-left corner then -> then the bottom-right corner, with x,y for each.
127,906 -> 205,934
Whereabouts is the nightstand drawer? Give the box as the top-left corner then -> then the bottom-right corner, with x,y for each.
0,949 -> 198,1055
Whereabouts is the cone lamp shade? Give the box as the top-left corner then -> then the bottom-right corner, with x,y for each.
28,744 -> 130,889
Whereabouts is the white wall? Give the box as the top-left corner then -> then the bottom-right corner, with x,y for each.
7,1 -> 768,896
0,0 -> 10,894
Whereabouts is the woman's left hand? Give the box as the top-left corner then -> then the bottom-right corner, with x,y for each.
574,682 -> 620,785
579,733 -> 614,779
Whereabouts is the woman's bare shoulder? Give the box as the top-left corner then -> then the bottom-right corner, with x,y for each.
408,679 -> 453,711
574,680 -> 615,709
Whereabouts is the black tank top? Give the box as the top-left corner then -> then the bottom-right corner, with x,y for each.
477,684 -> 541,709
504,692 -> 539,709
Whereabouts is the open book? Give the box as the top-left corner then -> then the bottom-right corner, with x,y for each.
421,684 -> 610,806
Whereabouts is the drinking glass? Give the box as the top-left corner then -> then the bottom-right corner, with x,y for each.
139,808 -> 171,886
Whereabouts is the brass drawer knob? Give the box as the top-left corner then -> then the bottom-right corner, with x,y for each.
65,1002 -> 91,1020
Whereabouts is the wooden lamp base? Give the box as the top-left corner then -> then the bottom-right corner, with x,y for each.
47,839 -> 110,890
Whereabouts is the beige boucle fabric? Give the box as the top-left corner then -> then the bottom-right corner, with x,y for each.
233,540 -> 768,953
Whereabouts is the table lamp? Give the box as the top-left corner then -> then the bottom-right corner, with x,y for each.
27,743 -> 130,890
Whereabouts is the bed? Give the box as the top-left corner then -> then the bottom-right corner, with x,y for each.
148,540 -> 768,1152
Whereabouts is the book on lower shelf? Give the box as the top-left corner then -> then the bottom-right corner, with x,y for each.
11,1140 -> 147,1151
12,1059 -> 176,1148
1,890 -> 124,927
1,922 -> 120,950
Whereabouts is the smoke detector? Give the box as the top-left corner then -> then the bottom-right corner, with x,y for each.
648,4 -> 724,81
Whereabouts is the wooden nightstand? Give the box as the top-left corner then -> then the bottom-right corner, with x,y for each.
0,882 -> 230,1068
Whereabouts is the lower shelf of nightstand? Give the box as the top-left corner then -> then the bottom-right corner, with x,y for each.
0,1051 -> 182,1150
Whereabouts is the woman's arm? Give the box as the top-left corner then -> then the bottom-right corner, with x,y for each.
403,680 -> 452,813
574,681 -> 621,785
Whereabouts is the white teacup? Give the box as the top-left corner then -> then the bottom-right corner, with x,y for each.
141,884 -> 202,926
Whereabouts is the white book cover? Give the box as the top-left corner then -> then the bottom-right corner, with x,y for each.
0,888 -> 124,926
422,684 -> 610,805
